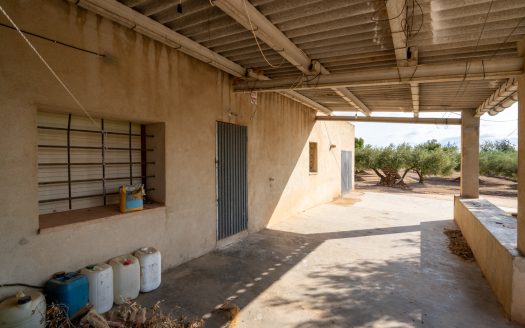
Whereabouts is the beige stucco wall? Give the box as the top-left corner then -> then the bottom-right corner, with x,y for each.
454,197 -> 513,314
454,197 -> 525,323
0,0 -> 354,297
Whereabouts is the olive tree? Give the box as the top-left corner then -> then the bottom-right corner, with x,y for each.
355,139 -> 459,186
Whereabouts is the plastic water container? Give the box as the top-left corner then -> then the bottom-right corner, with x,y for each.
0,291 -> 46,328
108,254 -> 140,304
80,264 -> 114,314
45,272 -> 88,317
134,247 -> 161,292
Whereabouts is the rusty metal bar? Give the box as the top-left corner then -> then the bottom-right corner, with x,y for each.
37,125 -> 153,137
38,161 -> 155,166
39,188 -> 156,204
129,122 -> 133,184
38,145 -> 153,151
140,124 -> 147,191
67,114 -> 72,210
101,119 -> 106,206
38,175 -> 156,186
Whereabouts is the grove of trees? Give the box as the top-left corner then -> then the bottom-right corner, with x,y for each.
355,139 -> 517,187
479,140 -> 517,180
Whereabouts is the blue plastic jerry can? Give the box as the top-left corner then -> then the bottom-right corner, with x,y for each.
45,272 -> 89,317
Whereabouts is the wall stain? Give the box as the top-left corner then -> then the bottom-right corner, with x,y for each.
75,6 -> 88,26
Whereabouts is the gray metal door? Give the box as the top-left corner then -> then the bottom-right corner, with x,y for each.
341,150 -> 353,196
216,122 -> 248,240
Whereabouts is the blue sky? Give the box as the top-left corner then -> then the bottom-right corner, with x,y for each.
347,103 -> 518,147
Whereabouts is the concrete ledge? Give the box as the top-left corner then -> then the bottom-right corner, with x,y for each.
454,196 -> 525,323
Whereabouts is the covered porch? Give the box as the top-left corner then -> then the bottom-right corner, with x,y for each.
1,0 -> 524,326
137,191 -> 520,327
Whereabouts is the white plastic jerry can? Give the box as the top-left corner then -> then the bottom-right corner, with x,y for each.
0,291 -> 46,328
80,263 -> 114,313
108,254 -> 140,304
134,247 -> 162,292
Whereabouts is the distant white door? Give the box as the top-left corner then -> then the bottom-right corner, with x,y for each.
341,150 -> 353,197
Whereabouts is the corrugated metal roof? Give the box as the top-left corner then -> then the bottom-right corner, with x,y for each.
117,0 -> 525,114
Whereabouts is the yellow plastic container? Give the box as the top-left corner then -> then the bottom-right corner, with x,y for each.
119,184 -> 144,213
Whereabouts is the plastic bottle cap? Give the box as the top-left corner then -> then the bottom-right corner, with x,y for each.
17,295 -> 32,305
53,271 -> 66,278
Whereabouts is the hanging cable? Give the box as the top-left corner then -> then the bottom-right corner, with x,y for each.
241,0 -> 285,69
448,112 -> 517,123
505,127 -> 518,138
0,4 -> 102,132
449,1 -> 494,109
0,283 -> 44,289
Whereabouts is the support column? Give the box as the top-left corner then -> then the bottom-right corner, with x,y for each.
460,109 -> 480,198
518,74 -> 525,254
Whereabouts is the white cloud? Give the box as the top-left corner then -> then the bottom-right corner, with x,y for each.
355,103 -> 518,147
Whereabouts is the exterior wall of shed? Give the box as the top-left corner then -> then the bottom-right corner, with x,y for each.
0,0 -> 354,297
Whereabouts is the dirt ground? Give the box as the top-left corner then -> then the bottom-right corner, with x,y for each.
356,170 -> 517,198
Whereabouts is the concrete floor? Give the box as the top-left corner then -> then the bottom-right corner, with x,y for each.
137,192 -> 521,327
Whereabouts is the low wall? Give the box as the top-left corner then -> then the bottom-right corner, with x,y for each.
454,197 -> 525,323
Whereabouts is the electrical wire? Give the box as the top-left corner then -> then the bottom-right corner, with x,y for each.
0,283 -> 44,289
505,127 -> 518,138
448,112 -> 517,123
487,16 -> 525,62
449,1 -> 493,109
371,0 -> 409,22
241,0 -> 285,69
0,4 -> 102,132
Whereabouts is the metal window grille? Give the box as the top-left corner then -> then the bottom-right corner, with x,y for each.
37,112 -> 155,215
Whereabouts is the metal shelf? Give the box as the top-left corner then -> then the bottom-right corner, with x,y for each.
39,188 -> 156,204
38,125 -> 154,138
38,161 -> 155,166
38,144 -> 153,151
38,175 -> 156,186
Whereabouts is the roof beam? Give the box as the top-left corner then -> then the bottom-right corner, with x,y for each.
386,0 -> 408,66
316,116 -> 462,125
212,0 -> 371,115
233,57 -> 523,92
475,78 -> 518,117
68,0 -> 331,114
386,0 -> 420,117
410,82 -> 420,118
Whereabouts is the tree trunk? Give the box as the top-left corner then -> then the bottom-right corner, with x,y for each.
371,168 -> 387,185
372,168 -> 385,179
379,168 -> 398,187
416,170 -> 424,184
399,168 -> 411,182
396,168 -> 412,188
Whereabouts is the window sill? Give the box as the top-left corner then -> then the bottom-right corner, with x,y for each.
38,203 -> 165,235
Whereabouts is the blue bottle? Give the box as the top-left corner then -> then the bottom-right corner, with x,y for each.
45,272 -> 89,317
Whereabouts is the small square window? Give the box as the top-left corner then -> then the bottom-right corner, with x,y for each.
309,142 -> 318,173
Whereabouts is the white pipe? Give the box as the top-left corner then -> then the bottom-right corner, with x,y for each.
212,0 -> 311,72
212,0 -> 370,115
234,58 -> 523,92
316,116 -> 462,125
475,78 -> 518,116
75,0 -> 246,77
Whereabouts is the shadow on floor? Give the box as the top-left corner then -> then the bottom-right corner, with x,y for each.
136,224 -> 421,320
137,219 -> 518,327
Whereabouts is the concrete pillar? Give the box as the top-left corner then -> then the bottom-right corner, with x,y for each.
460,109 -> 480,198
518,73 -> 525,254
